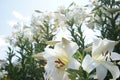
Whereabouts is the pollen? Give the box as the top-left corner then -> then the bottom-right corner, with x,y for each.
55,57 -> 69,69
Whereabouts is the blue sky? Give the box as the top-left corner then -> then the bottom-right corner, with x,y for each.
0,0 -> 92,59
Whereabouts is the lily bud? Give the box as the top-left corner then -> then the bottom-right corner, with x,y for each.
107,8 -> 120,13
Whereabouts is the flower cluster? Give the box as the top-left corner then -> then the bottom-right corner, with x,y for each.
33,37 -> 120,80
7,2 -> 90,46
0,60 -> 8,79
4,0 -> 120,80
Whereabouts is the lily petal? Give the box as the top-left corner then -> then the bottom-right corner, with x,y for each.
43,47 -> 56,61
44,64 -> 65,80
96,65 -> 107,80
32,52 -> 45,60
62,72 -> 70,80
111,52 -> 120,60
62,37 -> 70,44
103,39 -> 115,52
102,62 -> 120,80
54,38 -> 78,56
92,38 -> 115,59
64,41 -> 78,56
67,57 -> 80,70
46,41 -> 60,46
82,55 -> 99,73
92,38 -> 102,56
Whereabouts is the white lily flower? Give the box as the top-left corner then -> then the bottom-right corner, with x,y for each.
43,38 -> 80,80
82,38 -> 120,80
0,59 -> 7,69
0,70 -> 8,78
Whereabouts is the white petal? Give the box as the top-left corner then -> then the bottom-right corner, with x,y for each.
67,57 -> 80,70
96,65 -> 107,80
92,38 -> 115,59
84,46 -> 92,52
64,41 -> 78,56
102,62 -> 120,80
62,72 -> 70,80
52,70 -> 65,80
44,63 -> 65,80
44,63 -> 55,80
62,37 -> 70,44
103,39 -> 115,52
43,47 -> 56,60
92,38 -> 103,57
118,62 -> 120,65
82,55 -> 99,73
54,39 -> 78,56
32,52 -> 45,60
46,41 -> 60,45
111,52 -> 120,60
92,38 -> 102,47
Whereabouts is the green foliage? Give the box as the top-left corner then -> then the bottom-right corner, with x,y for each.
5,37 -> 45,80
1,15 -> 54,80
67,67 -> 94,80
67,15 -> 91,80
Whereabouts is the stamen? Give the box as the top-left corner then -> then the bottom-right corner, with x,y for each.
55,59 -> 61,64
109,52 -> 111,56
102,50 -> 110,61
109,57 -> 113,62
104,51 -> 108,56
55,58 -> 65,69
105,57 -> 108,61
